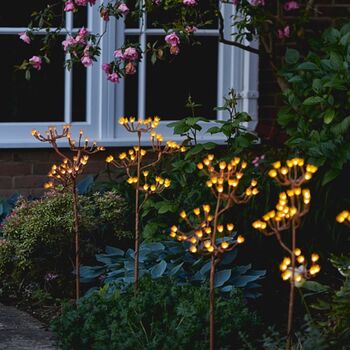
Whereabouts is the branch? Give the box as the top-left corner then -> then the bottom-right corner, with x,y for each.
218,11 -> 260,55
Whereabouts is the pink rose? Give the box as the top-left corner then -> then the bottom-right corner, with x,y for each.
118,3 -> 129,16
100,8 -> 110,21
183,0 -> 197,5
125,62 -> 136,75
62,36 -> 76,51
283,1 -> 299,11
107,72 -> 120,83
114,49 -> 124,59
185,26 -> 197,33
29,56 -> 42,70
75,0 -> 88,6
165,32 -> 180,47
249,0 -> 265,6
81,55 -> 93,67
19,32 -> 31,44
170,46 -> 180,55
277,26 -> 290,39
153,0 -> 161,5
123,47 -> 139,61
64,1 -> 75,12
102,63 -> 111,73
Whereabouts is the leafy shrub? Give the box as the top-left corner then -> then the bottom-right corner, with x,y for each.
0,191 -> 130,299
279,22 -> 350,184
52,276 -> 262,350
81,241 -> 265,298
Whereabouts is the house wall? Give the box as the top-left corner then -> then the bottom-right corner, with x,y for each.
1,0 -> 350,198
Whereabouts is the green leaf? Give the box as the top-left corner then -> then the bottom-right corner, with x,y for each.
214,269 -> 231,287
331,116 -> 350,135
303,96 -> 324,105
25,70 -> 31,80
301,281 -> 329,294
185,144 -> 204,159
322,168 -> 341,185
297,62 -> 319,70
285,48 -> 300,65
207,126 -> 221,134
202,142 -> 216,150
323,109 -> 336,124
150,260 -> 167,278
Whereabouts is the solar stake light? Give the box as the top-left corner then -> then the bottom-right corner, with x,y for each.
170,154 -> 258,350
106,116 -> 185,290
32,125 -> 105,300
252,158 -> 320,350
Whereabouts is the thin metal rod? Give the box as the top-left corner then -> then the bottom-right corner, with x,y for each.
134,131 -> 142,291
286,220 -> 296,350
72,180 -> 80,301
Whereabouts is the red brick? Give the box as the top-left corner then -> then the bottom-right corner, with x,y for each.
12,150 -> 51,162
0,162 -> 32,176
13,175 -> 48,189
0,177 -> 13,189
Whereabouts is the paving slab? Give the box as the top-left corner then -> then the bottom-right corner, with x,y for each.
0,303 -> 57,350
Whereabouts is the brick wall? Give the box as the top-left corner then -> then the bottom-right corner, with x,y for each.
1,0 -> 350,198
257,0 -> 350,142
0,149 -> 110,198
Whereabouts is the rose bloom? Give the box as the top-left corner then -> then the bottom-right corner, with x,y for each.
185,26 -> 197,33
100,7 -> 110,21
81,55 -> 93,67
183,0 -> 197,6
75,0 -> 88,6
123,47 -> 139,61
102,63 -> 111,73
277,26 -> 290,39
64,0 -> 75,12
29,56 -> 42,70
118,3 -> 129,16
249,0 -> 265,6
284,1 -> 299,11
107,72 -> 120,83
165,32 -> 180,47
170,46 -> 180,55
62,36 -> 77,51
19,32 -> 31,44
125,62 -> 136,75
114,49 -> 124,59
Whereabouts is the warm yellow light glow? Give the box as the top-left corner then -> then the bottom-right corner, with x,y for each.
106,155 -> 114,163
221,241 -> 229,249
311,253 -> 319,262
237,235 -> 245,244
180,210 -> 187,219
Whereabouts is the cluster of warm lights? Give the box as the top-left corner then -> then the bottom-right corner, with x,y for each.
107,118 -> 184,167
336,210 -> 350,227
197,155 -> 259,202
170,204 -> 244,255
32,126 -> 104,190
127,174 -> 171,194
118,116 -> 160,132
279,250 -> 320,283
253,188 -> 311,232
268,158 -> 318,185
32,124 -> 71,142
106,146 -> 147,165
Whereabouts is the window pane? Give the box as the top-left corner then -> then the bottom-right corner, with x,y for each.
145,36 -> 218,120
125,3 -> 140,29
72,64 -> 86,122
147,2 -> 218,29
0,0 -> 63,27
124,72 -> 138,118
74,7 -> 87,29
0,35 -> 64,123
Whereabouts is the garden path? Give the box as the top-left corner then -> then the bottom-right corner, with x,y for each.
0,303 -> 57,349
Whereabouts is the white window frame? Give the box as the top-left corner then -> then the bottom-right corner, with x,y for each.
0,1 -> 258,148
